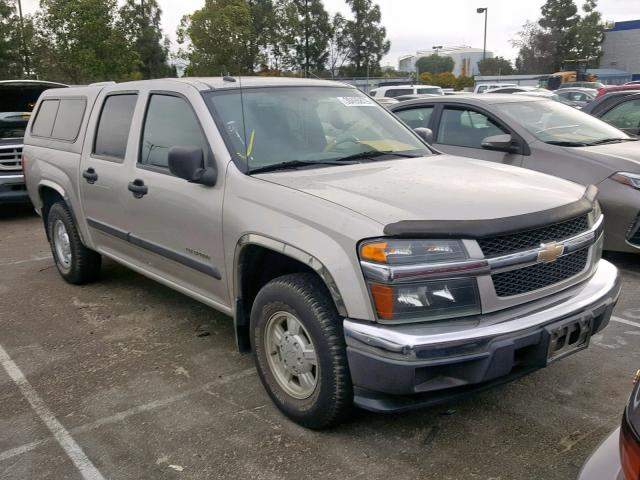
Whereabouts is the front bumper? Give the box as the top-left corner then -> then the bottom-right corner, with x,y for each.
0,173 -> 29,203
344,259 -> 621,413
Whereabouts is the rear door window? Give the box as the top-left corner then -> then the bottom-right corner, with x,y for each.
31,99 -> 59,137
94,94 -> 138,161
139,94 -> 208,169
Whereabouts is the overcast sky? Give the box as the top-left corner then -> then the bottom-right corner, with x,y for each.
19,0 -> 639,67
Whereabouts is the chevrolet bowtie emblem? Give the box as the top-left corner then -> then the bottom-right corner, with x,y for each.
537,242 -> 564,263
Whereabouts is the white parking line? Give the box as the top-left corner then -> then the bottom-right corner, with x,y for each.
0,344 -> 105,480
0,367 -> 256,464
611,316 -> 640,329
0,255 -> 52,267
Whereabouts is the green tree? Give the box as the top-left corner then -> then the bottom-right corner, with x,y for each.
432,72 -> 456,88
118,0 -> 175,79
0,0 -> 30,78
177,0 -> 253,76
281,0 -> 331,74
415,54 -> 454,75
247,0 -> 277,71
538,0 -> 579,71
477,56 -> 515,76
454,75 -> 474,91
418,72 -> 432,84
327,13 -> 348,78
574,0 -> 604,65
513,20 -> 555,74
341,0 -> 390,76
33,0 -> 138,83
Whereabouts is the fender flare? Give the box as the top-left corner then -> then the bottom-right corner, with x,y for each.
233,233 -> 348,317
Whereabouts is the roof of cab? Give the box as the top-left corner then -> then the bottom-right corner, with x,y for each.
393,93 -> 547,108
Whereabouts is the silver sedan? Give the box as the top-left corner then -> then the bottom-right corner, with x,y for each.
391,94 -> 640,253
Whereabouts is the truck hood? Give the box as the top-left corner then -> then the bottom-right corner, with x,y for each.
256,155 -> 587,227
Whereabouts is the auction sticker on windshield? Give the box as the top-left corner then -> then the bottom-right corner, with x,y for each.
337,96 -> 376,107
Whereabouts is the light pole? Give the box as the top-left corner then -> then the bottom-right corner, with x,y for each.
16,0 -> 30,77
477,7 -> 488,62
432,45 -> 443,56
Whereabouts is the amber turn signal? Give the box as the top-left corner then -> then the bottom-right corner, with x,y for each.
360,241 -> 388,263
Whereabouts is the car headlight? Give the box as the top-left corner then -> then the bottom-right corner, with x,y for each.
359,239 -> 482,322
611,172 -> 640,190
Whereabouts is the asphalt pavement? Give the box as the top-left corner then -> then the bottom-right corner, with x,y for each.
1,204 -> 639,480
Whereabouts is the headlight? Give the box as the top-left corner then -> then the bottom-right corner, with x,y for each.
359,239 -> 482,322
611,172 -> 640,190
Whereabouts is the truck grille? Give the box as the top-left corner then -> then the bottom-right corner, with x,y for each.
477,214 -> 590,258
492,248 -> 589,297
0,145 -> 22,171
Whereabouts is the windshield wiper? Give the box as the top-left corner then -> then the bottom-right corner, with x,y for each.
586,137 -> 639,145
545,140 -> 591,147
331,150 -> 422,163
249,160 -> 353,174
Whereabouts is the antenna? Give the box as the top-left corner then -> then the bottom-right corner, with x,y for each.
238,75 -> 249,169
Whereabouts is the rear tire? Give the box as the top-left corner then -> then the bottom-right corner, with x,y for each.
47,202 -> 101,284
250,273 -> 353,429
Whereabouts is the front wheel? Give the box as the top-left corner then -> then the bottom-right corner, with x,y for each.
250,273 -> 352,429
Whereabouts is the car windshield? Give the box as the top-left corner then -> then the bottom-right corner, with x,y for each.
495,99 -> 632,145
204,86 -> 430,172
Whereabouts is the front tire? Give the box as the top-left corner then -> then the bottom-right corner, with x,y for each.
250,273 -> 352,429
47,202 -> 101,284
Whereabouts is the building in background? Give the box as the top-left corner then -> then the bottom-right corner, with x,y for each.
398,46 -> 493,76
600,20 -> 640,78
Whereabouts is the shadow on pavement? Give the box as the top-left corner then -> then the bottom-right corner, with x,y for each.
603,250 -> 640,270
0,203 -> 37,221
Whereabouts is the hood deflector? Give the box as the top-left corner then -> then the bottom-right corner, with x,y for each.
383,185 -> 598,239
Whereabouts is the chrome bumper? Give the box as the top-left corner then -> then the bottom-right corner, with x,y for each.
344,260 -> 621,411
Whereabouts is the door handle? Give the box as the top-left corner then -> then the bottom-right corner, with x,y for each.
82,167 -> 98,184
128,179 -> 148,199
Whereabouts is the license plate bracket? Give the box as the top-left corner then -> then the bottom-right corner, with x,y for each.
546,316 -> 593,363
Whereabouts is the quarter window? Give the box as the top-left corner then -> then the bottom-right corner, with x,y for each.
94,94 -> 137,160
385,88 -> 413,98
396,107 -> 434,129
437,107 -> 508,148
51,99 -> 86,141
140,94 -> 208,169
31,100 -> 59,137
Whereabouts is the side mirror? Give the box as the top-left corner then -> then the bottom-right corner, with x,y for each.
481,134 -> 516,153
168,146 -> 217,187
414,127 -> 434,144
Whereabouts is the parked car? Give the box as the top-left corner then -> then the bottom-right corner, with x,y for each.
391,94 -> 640,252
512,89 -> 583,108
0,80 -> 67,204
369,85 -> 444,98
578,370 -> 640,480
596,84 -> 640,98
555,87 -> 597,108
582,92 -> 640,136
485,86 -> 547,94
557,81 -> 604,90
473,83 -> 517,94
373,96 -> 399,107
625,80 -> 640,86
24,78 -> 620,429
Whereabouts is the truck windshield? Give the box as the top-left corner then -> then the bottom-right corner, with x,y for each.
204,86 -> 430,173
496,99 -> 634,146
